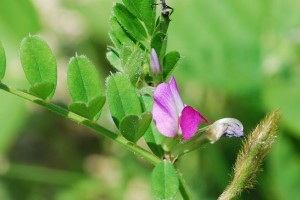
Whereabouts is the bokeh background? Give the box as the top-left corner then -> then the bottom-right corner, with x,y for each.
0,0 -> 300,199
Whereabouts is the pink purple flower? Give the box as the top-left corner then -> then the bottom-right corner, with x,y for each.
153,76 -> 210,140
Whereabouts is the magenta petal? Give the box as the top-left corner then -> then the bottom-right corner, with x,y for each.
169,76 -> 184,113
180,106 -> 210,140
153,83 -> 179,137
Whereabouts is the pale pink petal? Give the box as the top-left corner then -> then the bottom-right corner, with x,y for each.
150,48 -> 161,74
169,76 -> 184,114
153,83 -> 179,137
179,106 -> 210,140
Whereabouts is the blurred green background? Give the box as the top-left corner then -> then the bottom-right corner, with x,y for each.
0,0 -> 300,199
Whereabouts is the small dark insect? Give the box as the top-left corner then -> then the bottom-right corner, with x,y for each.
153,0 -> 174,18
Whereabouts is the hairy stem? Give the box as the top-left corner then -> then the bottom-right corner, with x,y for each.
218,110 -> 280,200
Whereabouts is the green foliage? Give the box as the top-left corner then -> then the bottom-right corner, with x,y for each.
113,3 -> 147,42
122,45 -> 146,85
120,112 -> 152,143
106,73 -> 142,127
106,49 -> 122,72
163,51 -> 180,78
109,16 -> 134,49
29,82 -> 55,100
151,32 -> 167,61
152,161 -> 179,200
67,55 -> 105,120
0,41 -> 6,80
122,0 -> 156,34
142,95 -> 164,157
20,35 -> 57,100
68,96 -> 106,121
67,55 -> 103,103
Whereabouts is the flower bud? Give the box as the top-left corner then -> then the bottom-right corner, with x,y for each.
206,118 -> 244,143
150,48 -> 161,75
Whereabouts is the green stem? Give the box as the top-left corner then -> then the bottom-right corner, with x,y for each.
0,82 -> 160,166
171,127 -> 209,158
0,82 -> 191,199
178,171 -> 192,200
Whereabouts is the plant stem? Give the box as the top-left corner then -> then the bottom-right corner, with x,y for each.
0,82 -> 160,165
218,110 -> 280,200
0,82 -> 191,199
178,171 -> 192,200
171,128 -> 209,158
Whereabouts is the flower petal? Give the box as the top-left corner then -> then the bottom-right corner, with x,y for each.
153,83 -> 179,137
180,106 -> 210,140
205,118 -> 244,143
169,76 -> 184,114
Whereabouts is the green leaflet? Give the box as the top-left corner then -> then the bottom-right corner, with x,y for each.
163,51 -> 181,78
122,0 -> 156,34
106,73 -> 142,127
106,49 -> 122,72
121,45 -> 145,85
109,16 -> 135,48
67,55 -> 103,103
68,96 -> 106,121
0,41 -> 6,80
119,112 -> 152,143
29,82 -> 55,100
20,35 -> 57,100
113,3 -> 147,42
67,55 -> 104,120
142,95 -> 164,157
152,161 -> 179,200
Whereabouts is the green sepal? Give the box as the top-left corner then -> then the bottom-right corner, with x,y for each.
151,161 -> 179,200
120,112 -> 152,143
20,35 -> 57,99
68,95 -> 106,121
113,3 -> 147,42
29,82 -> 55,100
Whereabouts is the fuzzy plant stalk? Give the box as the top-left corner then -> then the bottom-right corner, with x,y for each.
218,110 -> 281,200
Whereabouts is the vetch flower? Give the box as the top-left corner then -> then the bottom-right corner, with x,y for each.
153,76 -> 209,140
170,118 -> 245,157
150,48 -> 161,75
206,118 -> 244,143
